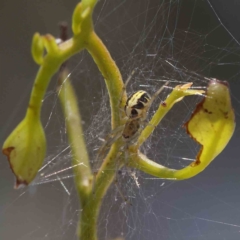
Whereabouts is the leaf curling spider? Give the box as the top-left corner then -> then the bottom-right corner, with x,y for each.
97,71 -> 169,162
94,73 -> 169,205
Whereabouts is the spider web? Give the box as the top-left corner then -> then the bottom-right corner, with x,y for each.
1,0 -> 240,240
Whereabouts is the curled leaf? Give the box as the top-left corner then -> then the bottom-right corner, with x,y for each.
72,2 -> 96,37
2,114 -> 46,188
72,3 -> 82,35
81,7 -> 91,19
31,33 -> 44,65
185,79 -> 235,171
42,34 -> 59,55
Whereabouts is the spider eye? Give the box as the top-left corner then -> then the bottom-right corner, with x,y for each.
131,109 -> 138,117
133,102 -> 144,109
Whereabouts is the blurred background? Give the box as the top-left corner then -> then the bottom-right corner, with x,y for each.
1,0 -> 240,240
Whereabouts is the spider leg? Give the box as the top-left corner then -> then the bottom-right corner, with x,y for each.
113,150 -> 133,206
146,81 -> 169,113
119,69 -> 137,109
96,125 -> 125,162
114,144 -> 140,206
124,69 -> 137,89
114,175 -> 132,206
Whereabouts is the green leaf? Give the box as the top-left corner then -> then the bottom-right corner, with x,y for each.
184,79 -> 235,171
2,114 -> 46,188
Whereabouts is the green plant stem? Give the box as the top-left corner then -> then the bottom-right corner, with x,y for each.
129,152 -> 201,180
58,70 -> 92,203
27,38 -> 86,118
86,31 -> 126,128
27,62 -> 60,118
79,147 -> 120,240
128,149 -> 219,180
78,31 -> 126,240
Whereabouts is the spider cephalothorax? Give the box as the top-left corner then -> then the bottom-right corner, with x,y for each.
122,90 -> 151,140
124,90 -> 151,119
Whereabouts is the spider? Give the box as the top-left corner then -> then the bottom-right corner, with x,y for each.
95,75 -> 168,204
97,73 -> 169,163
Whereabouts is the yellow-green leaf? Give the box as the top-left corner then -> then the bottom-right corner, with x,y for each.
2,114 -> 46,188
184,79 -> 235,172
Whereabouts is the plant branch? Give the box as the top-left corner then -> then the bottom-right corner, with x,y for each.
78,30 -> 126,240
137,83 -> 204,146
58,69 -> 93,203
86,31 -> 126,128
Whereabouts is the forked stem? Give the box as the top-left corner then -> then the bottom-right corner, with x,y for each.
3,1 -> 236,240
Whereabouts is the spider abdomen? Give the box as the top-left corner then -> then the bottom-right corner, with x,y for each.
122,119 -> 140,140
